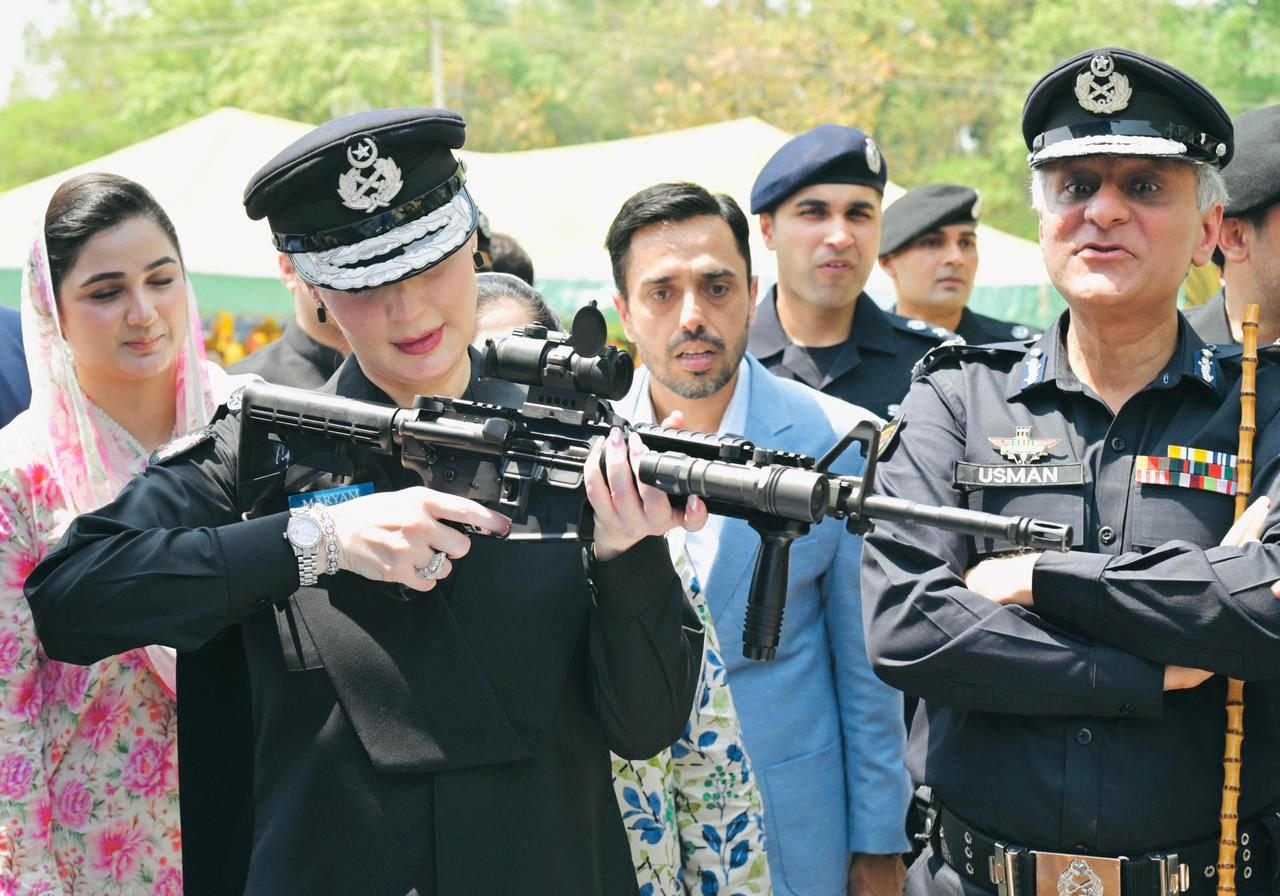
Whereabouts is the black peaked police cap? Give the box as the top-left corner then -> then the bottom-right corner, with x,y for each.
1222,105 -> 1280,218
879,184 -> 981,258
1022,48 -> 1233,169
243,108 -> 478,292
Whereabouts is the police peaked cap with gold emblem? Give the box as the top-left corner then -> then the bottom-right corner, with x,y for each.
750,124 -> 889,214
1022,48 -> 1233,169
243,108 -> 478,292
879,184 -> 981,258
1223,105 -> 1280,217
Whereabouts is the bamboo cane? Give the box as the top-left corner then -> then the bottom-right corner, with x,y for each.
1217,304 -> 1259,896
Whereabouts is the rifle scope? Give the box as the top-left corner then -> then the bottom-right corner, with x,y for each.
482,301 -> 633,400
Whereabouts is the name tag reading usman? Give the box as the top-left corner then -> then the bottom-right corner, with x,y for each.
954,462 -> 1084,488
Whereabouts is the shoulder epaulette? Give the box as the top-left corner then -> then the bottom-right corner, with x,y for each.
892,314 -> 958,343
149,424 -> 217,467
147,387 -> 244,467
1215,340 -> 1280,370
911,338 -> 1034,382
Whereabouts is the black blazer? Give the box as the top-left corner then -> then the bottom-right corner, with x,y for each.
27,353 -> 703,896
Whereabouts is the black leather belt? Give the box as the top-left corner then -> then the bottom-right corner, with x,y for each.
930,802 -> 1269,896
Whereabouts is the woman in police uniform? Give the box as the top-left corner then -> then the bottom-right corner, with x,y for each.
25,109 -> 706,896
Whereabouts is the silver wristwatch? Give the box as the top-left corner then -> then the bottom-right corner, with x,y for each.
285,506 -> 333,586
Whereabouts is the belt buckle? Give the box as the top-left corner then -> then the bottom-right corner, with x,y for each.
1035,852 -> 1123,896
1153,854 -> 1190,896
991,842 -> 1027,896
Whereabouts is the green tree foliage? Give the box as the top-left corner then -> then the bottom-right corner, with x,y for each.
3,0 -> 1277,240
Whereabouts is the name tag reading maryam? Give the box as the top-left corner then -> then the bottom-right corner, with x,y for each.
288,482 -> 375,509
1135,446 -> 1237,495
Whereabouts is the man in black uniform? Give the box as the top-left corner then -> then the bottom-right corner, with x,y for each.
879,184 -> 1041,345
1186,105 -> 1280,346
861,48 -> 1280,896
25,109 -> 705,896
0,305 -> 31,427
747,125 -> 953,420
230,252 -> 348,387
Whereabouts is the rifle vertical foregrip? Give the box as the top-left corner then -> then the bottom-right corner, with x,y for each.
1218,304 -> 1259,896
743,519 -> 809,661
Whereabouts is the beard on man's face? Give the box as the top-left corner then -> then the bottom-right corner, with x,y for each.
641,325 -> 747,400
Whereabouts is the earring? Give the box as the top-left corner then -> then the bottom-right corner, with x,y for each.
315,303 -> 328,324
473,251 -> 486,270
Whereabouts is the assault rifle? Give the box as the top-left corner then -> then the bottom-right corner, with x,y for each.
239,303 -> 1072,661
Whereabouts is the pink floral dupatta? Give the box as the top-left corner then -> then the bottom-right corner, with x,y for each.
19,235 -> 220,697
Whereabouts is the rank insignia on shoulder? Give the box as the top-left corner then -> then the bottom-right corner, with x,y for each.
990,426 -> 1061,465
1197,347 -> 1217,385
149,424 -> 216,467
1021,349 -> 1046,389
1135,446 -> 1237,495
877,415 -> 904,460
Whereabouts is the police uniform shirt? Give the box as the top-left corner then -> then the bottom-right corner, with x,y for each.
1185,288 -> 1235,346
25,347 -> 702,896
748,286 -> 948,419
0,305 -> 31,427
861,313 -> 1280,856
229,319 -> 344,388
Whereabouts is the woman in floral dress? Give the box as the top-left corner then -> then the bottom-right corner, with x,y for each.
0,173 -> 240,894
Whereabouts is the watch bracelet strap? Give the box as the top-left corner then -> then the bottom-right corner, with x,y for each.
288,505 -> 336,585
297,550 -> 319,586
314,506 -> 340,576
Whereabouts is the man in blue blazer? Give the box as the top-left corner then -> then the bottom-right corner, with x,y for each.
0,306 -> 32,428
607,182 -> 911,896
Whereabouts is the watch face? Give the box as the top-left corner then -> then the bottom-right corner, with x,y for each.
287,515 -> 324,550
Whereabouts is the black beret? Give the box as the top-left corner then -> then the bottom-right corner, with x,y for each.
879,184 -> 981,258
1223,105 -> 1280,217
243,108 -> 478,291
750,125 -> 888,214
1022,48 -> 1232,168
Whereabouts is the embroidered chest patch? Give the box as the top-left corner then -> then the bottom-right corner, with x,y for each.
989,426 -> 1061,465
1134,445 -> 1237,495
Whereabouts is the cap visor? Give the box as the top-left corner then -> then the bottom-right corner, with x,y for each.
1030,135 -> 1189,166
291,189 -> 477,291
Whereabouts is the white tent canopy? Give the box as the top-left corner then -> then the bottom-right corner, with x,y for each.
0,108 -> 1053,316
461,116 -> 1052,302
0,108 -> 311,284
